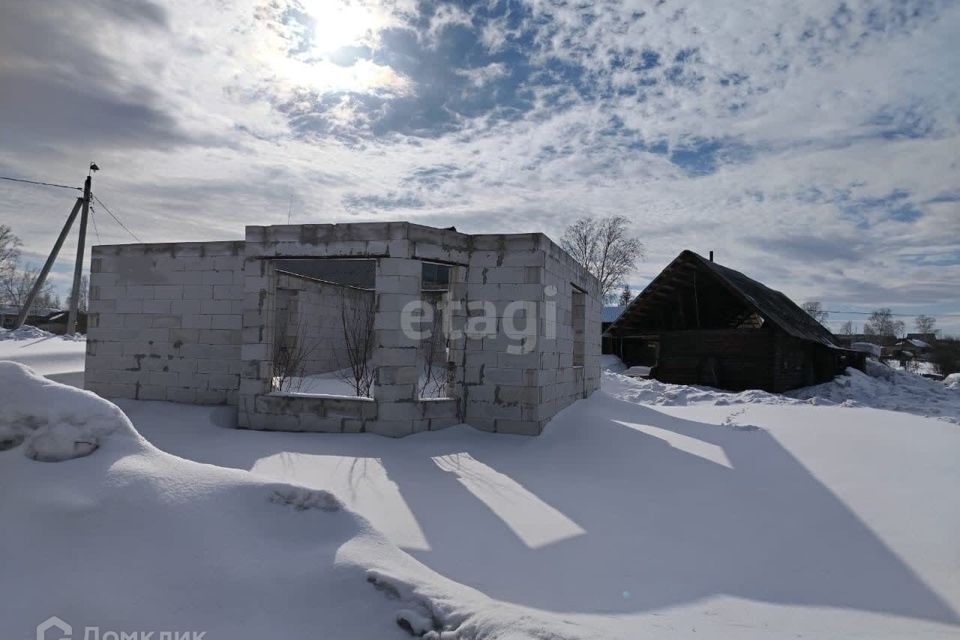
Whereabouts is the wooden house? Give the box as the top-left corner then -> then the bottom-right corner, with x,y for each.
604,250 -> 865,392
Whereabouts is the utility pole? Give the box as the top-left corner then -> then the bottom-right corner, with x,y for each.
66,171 -> 93,334
13,163 -> 98,332
13,198 -> 83,329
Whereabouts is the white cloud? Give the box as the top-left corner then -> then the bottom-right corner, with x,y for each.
0,0 -> 957,331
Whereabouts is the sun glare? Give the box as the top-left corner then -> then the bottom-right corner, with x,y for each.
303,0 -> 379,53
260,1 -> 405,95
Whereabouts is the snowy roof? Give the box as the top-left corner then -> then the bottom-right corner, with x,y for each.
905,338 -> 931,349
601,306 -> 625,323
851,342 -> 883,357
0,306 -> 62,317
609,250 -> 843,349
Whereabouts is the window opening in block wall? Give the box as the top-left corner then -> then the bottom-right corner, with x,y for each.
270,259 -> 376,398
419,262 -> 453,399
572,286 -> 586,367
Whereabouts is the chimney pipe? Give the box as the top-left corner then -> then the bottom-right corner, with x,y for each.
709,250 -> 714,262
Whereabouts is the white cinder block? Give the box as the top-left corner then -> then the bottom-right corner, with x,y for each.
202,270 -> 234,285
152,285 -> 181,300
143,300 -> 172,314
183,285 -> 213,300
126,285 -> 155,299
201,300 -> 233,315
182,314 -> 212,329
171,299 -> 202,315
211,314 -> 241,330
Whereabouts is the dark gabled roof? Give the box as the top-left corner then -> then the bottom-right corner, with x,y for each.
608,250 -> 841,348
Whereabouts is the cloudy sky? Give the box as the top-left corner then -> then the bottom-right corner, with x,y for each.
1,0 -> 958,332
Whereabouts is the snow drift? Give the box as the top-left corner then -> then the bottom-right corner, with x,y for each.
790,359 -> 960,423
0,361 -> 130,460
0,325 -> 54,341
0,362 -> 605,640
602,357 -> 960,424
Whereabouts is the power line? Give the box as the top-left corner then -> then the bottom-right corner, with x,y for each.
825,309 -> 960,318
0,174 -> 82,191
92,194 -> 142,243
89,200 -> 103,244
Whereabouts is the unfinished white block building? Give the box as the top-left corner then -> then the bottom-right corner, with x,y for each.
84,222 -> 601,436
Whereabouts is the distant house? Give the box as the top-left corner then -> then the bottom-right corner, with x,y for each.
839,335 -> 933,361
836,334 -> 897,356
838,334 -> 889,359
849,342 -> 883,358
900,338 -> 932,352
36,310 -> 87,335
0,306 -> 66,332
605,250 -> 865,392
889,338 -> 932,364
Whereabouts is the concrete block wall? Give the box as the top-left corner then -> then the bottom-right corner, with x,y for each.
459,233 -> 601,435
87,222 -> 600,438
541,238 -> 602,419
85,241 -> 245,404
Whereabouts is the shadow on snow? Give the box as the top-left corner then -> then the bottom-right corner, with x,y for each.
122,394 -> 959,625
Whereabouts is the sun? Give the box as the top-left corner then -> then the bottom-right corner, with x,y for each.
302,0 -> 380,53
258,1 -> 407,95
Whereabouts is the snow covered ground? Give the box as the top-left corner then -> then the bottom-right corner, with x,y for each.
0,361 -> 601,640
2,334 -> 960,639
947,373 -> 960,389
608,357 -> 960,425
883,358 -> 941,377
0,326 -> 87,386
277,371 -> 366,397
277,365 -> 451,399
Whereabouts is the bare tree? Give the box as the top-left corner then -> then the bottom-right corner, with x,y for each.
838,320 -> 855,335
0,225 -> 21,278
561,215 -> 644,301
801,301 -> 829,326
618,284 -> 633,307
418,293 -> 449,398
335,287 -> 376,397
915,314 -> 937,336
863,308 -> 905,338
271,316 -> 314,393
271,287 -> 322,392
2,264 -> 56,311
0,225 -> 25,309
